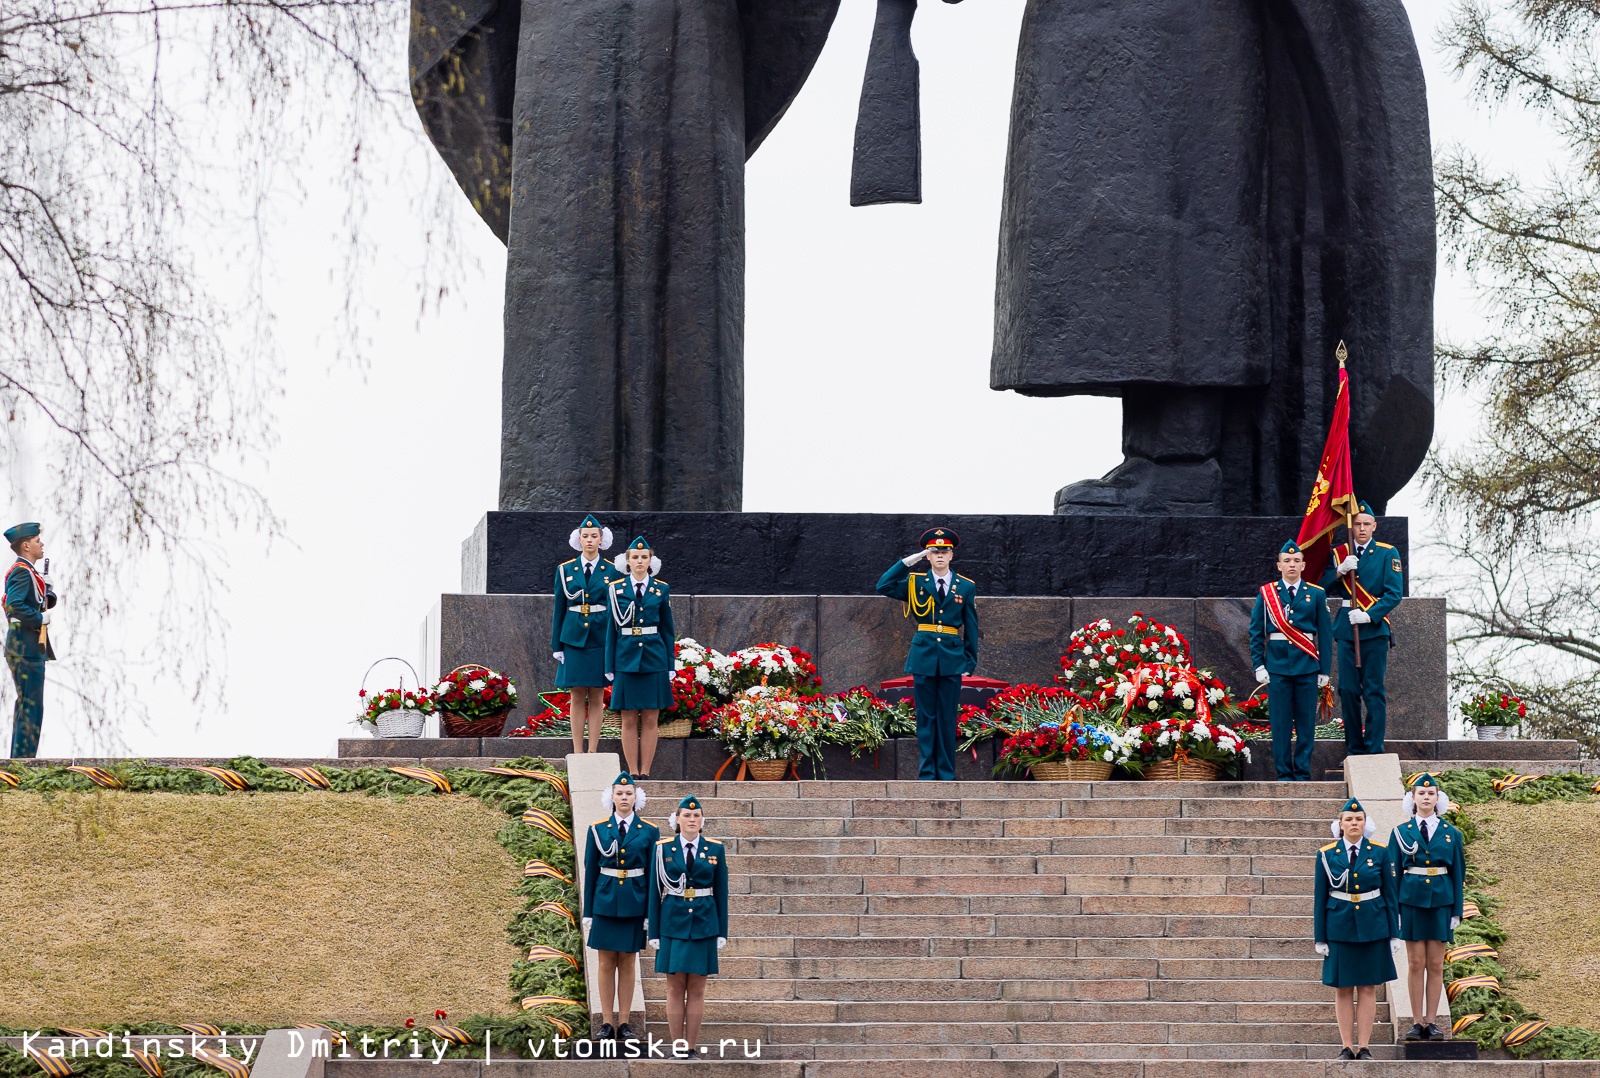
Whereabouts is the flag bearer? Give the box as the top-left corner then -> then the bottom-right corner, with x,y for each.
1386,773 -> 1465,1041
1314,797 -> 1399,1060
1319,502 -> 1405,755
1248,540 -> 1333,781
5,522 -> 55,758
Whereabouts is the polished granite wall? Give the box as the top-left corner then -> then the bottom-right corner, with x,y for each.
424,594 -> 1448,739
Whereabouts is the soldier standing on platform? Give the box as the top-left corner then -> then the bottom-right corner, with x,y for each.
605,537 -> 675,779
553,514 -> 625,754
647,794 -> 728,1060
1249,541 -> 1332,781
1386,773 -> 1465,1041
1319,503 -> 1404,755
5,523 -> 56,759
1314,797 -> 1399,1060
582,773 -> 659,1044
876,528 -> 980,781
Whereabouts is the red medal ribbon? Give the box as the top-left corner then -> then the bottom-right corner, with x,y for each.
7,559 -> 45,610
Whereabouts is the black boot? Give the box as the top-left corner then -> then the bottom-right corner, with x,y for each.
595,1023 -> 614,1041
1405,1023 -> 1428,1041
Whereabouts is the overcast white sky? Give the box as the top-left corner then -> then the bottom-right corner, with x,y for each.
2,0 -> 1558,758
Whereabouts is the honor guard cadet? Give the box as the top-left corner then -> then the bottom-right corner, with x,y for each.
582,773 -> 660,1043
876,527 -> 980,781
605,536 -> 676,778
5,522 -> 56,758
1314,797 -> 1399,1060
648,794 -> 729,1060
1386,773 -> 1465,1041
1319,502 -> 1404,755
553,514 -> 626,754
1249,540 -> 1333,781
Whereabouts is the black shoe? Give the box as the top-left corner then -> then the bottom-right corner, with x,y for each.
617,1024 -> 638,1043
1405,1023 -> 1428,1041
1424,1023 -> 1444,1040
595,1023 -> 614,1041
1355,1048 -> 1373,1060
1337,1048 -> 1355,1060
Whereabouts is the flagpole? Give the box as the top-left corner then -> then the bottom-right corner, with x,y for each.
1337,341 -> 1362,671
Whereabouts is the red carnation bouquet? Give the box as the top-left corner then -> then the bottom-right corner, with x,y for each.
433,665 -> 518,721
1059,612 -> 1194,704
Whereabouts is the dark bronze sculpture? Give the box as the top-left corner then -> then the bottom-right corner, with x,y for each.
410,0 -> 839,511
854,0 -> 1436,515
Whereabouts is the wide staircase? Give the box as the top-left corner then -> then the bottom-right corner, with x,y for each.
641,778 -> 1392,1062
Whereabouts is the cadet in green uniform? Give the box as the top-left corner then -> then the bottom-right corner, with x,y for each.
1314,797 -> 1399,1060
553,514 -> 626,754
582,773 -> 660,1043
1249,540 -> 1333,781
1318,503 -> 1405,755
875,527 -> 979,781
647,795 -> 728,1060
604,537 -> 675,778
5,523 -> 56,758
1386,773 -> 1465,1041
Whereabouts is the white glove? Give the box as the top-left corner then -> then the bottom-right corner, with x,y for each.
1315,942 -> 1329,956
1338,555 -> 1360,574
1255,666 -> 1269,685
1317,675 -> 1330,689
1450,917 -> 1461,930
553,651 -> 565,663
648,939 -> 659,950
902,550 -> 929,565
605,673 -> 614,682
716,937 -> 727,951
1348,608 -> 1372,625
41,611 -> 52,626
582,917 -> 592,932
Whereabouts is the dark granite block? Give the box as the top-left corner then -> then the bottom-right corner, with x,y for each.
1335,597 -> 1446,741
1193,597 -> 1257,696
643,738 -> 686,781
1385,741 -> 1438,760
977,597 -> 1074,686
802,744 -> 897,782
478,737 -> 573,762
688,595 -> 819,656
438,592 -> 556,711
339,738 -> 481,758
1242,739 -> 1345,781
685,736 -> 735,782
816,595 -> 912,693
1434,738 -> 1582,760
1070,599 -> 1198,648
954,736 -> 997,781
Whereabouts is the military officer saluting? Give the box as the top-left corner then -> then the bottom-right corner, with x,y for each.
5,522 -> 56,758
1386,773 -> 1465,1041
648,795 -> 729,1060
1319,502 -> 1404,755
876,528 -> 980,781
582,773 -> 660,1043
553,514 -> 626,754
1249,540 -> 1333,781
1314,797 -> 1399,1060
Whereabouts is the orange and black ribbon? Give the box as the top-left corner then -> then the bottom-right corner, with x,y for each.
1451,1014 -> 1484,1036
65,765 -> 124,789
524,860 -> 573,883
188,766 -> 251,791
482,767 -> 569,799
1445,942 -> 1498,963
1461,901 -> 1481,919
425,1026 -> 472,1046
544,1017 -> 574,1038
530,901 -> 576,924
127,1050 -> 163,1078
55,1029 -> 109,1040
387,766 -> 452,793
291,1024 -> 347,1047
521,807 -> 572,843
521,995 -> 581,1010
1446,974 -> 1501,1000
25,1048 -> 74,1078
527,944 -> 581,969
0,769 -> 19,787
175,1024 -> 223,1037
1492,774 -> 1544,794
277,767 -> 332,790
189,1047 -> 248,1078
1502,1020 -> 1550,1048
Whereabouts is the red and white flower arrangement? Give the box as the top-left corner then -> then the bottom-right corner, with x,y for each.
357,685 -> 436,726
1059,613 -> 1193,704
1112,662 -> 1232,723
1115,715 -> 1250,771
433,665 -> 518,721
701,688 -> 825,762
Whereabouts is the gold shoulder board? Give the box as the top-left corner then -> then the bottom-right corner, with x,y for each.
1320,841 -> 1338,852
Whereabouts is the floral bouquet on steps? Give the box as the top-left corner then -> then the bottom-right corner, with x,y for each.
701,687 -> 826,779
433,664 -> 518,737
1116,715 -> 1250,781
813,687 -> 915,761
1058,612 -> 1194,704
996,720 -> 1130,781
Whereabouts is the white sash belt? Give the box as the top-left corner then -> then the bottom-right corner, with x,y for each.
1405,867 -> 1448,877
623,625 -> 658,636
1331,888 -> 1381,904
601,867 -> 643,879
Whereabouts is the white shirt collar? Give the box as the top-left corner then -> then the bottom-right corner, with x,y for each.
1281,577 -> 1301,592
680,834 -> 697,853
582,556 -> 598,571
614,811 -> 636,828
931,570 -> 954,588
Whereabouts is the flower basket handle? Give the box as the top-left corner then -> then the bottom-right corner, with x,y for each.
361,656 -> 424,699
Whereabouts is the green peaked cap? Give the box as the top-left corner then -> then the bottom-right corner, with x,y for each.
1356,501 -> 1375,518
612,772 -> 635,787
1411,773 -> 1439,789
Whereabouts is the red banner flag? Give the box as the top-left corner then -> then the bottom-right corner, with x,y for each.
1295,342 -> 1360,580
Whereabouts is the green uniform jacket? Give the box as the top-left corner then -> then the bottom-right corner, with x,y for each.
875,560 -> 979,677
605,576 -> 676,675
5,560 -> 56,661
1318,541 -> 1405,642
582,814 -> 661,920
1248,579 -> 1333,677
1385,817 -> 1465,915
1313,836 -> 1399,944
647,836 -> 729,942
552,558 -> 626,651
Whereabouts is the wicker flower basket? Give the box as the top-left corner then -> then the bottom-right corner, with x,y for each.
441,710 -> 511,738
1142,757 -> 1220,782
657,717 -> 695,739
745,758 -> 792,781
1031,759 -> 1115,781
374,709 -> 427,739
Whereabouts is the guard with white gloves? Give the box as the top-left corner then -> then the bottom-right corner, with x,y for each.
1314,798 -> 1399,1060
647,795 -> 729,1059
581,772 -> 659,1044
1248,540 -> 1333,781
1317,502 -> 1405,756
1385,773 -> 1467,1042
4,522 -> 57,758
551,514 -> 625,755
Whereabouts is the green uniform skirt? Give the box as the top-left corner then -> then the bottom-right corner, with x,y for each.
1322,938 -> 1397,988
588,914 -> 647,953
1399,903 -> 1455,943
611,670 -> 672,710
555,642 -> 609,689
655,935 -> 718,976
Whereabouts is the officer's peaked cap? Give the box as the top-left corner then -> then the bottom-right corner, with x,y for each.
921,527 -> 959,549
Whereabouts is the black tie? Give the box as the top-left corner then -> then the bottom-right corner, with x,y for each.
1348,844 -> 1359,863
685,841 -> 695,862
619,817 -> 627,840
584,561 -> 592,582
1421,818 -> 1431,842
938,578 -> 947,600
636,582 -> 645,604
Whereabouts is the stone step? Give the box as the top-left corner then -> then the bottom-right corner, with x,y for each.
1397,757 -> 1599,775
624,1020 -> 1395,1047
640,779 -> 1349,800
719,819 -> 1334,855
729,893 -> 1311,917
763,1044 -> 1409,1061
716,934 -> 1339,960
635,974 -> 1343,1002
639,999 -> 1386,1025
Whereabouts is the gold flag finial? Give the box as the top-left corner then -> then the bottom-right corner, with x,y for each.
1335,340 -> 1348,368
